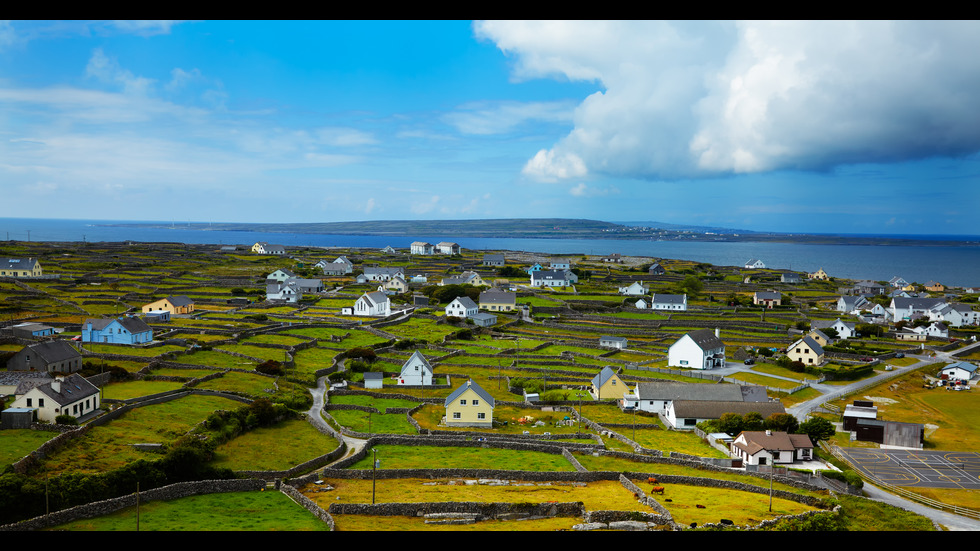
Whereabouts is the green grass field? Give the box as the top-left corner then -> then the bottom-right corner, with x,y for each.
49,490 -> 330,531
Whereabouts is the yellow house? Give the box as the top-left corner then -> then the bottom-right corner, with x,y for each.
806,329 -> 832,348
142,295 -> 195,315
444,379 -> 495,429
787,336 -> 824,366
808,268 -> 829,281
591,366 -> 625,400
924,281 -> 945,293
0,258 -> 42,278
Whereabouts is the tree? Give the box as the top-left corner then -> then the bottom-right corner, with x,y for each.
743,411 -> 765,431
677,275 -> 703,297
717,413 -> 745,436
765,413 -> 800,434
798,417 -> 836,442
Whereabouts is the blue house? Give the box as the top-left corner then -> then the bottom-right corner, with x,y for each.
81,317 -> 153,345
525,263 -> 544,274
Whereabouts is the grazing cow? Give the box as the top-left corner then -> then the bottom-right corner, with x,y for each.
650,486 -> 665,495
647,477 -> 658,484
696,504 -> 706,509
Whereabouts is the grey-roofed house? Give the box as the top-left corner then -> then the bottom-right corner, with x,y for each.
648,263 -> 666,276
625,380 -> 759,414
649,293 -> 687,311
353,291 -> 390,317
787,335 -> 825,366
753,291 -> 782,308
446,296 -> 479,318
599,336 -> 627,350
444,379 -> 495,428
470,312 -> 497,327
668,329 -> 725,369
10,323 -> 55,339
8,374 -> 100,423
479,289 -> 517,312
591,366 -> 625,400
482,254 -> 506,267
0,257 -> 42,278
7,341 -> 82,374
363,372 -> 383,390
81,317 -> 153,345
780,272 -> 801,283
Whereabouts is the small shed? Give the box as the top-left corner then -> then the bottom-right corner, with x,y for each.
363,372 -> 383,390
599,336 -> 628,350
1,407 -> 36,429
470,313 -> 497,327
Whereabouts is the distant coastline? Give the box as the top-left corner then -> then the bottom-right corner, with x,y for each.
96,218 -> 980,248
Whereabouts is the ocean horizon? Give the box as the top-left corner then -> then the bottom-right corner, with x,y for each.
2,217 -> 978,288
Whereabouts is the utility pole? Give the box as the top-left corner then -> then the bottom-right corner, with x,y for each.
372,449 -> 378,505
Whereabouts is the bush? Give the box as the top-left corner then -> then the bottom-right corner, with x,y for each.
256,359 -> 285,376
55,414 -> 78,425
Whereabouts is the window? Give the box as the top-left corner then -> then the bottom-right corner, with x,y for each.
459,400 -> 467,406
26,398 -> 31,407
39,399 -> 44,407
453,412 -> 461,419
472,400 -> 479,406
477,413 -> 485,419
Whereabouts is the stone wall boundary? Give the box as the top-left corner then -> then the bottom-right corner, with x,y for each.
280,482 -> 335,530
0,479 -> 268,531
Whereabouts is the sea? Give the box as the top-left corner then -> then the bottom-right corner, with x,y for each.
2,218 -> 978,288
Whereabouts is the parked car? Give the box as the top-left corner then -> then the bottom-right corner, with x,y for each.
895,353 -> 904,358
744,358 -> 755,365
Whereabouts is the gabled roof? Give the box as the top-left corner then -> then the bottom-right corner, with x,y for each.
444,379 -> 495,408
733,431 -> 813,455
591,366 -> 618,388
684,329 -> 724,350
754,291 -> 781,300
401,350 -> 433,375
36,374 -> 99,406
0,257 -> 39,270
479,290 -> 516,304
790,336 -> 825,355
23,341 -> 81,364
85,317 -> 152,334
650,293 -> 685,304
166,295 -> 194,307
449,296 -> 478,310
942,362 -> 978,374
634,380 -> 746,402
600,335 -> 627,343
360,291 -> 389,306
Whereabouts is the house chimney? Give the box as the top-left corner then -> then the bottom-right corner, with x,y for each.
715,328 -> 720,338
51,378 -> 61,393
765,429 -> 771,436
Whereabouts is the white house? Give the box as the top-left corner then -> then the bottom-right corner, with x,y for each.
530,269 -> 577,288
266,279 -> 302,303
812,318 -> 856,340
668,329 -> 725,369
730,431 -> 814,466
624,380 -> 762,415
9,374 -> 100,423
664,400 -> 785,430
618,281 -> 649,296
445,296 -> 479,318
436,242 -> 461,255
397,351 -> 434,386
318,256 -> 353,275
361,267 -> 405,282
939,362 -> 977,383
267,268 -> 296,282
914,322 -> 949,338
649,293 -> 687,311
549,259 -> 571,270
837,295 -> 870,314
744,259 -> 766,269
599,336 -> 628,350
353,291 -> 390,317
411,242 -> 435,255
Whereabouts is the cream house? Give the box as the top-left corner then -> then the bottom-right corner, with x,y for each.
444,379 -> 495,429
9,374 -> 100,423
142,295 -> 195,315
787,336 -> 825,365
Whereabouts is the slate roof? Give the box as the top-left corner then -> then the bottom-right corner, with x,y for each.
0,258 -> 39,270
361,291 -> 389,306
35,374 -> 99,406
479,290 -> 516,305
685,329 -> 724,350
791,336 -> 825,355
444,379 -> 495,408
650,293 -> 685,305
634,381 -> 746,402
450,296 -> 478,310
166,295 -> 194,307
84,317 -> 152,334
24,341 -> 81,364
591,366 -> 618,388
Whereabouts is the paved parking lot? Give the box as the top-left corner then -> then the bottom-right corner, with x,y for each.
838,447 -> 980,490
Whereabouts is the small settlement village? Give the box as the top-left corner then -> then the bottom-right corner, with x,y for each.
0,239 -> 978,531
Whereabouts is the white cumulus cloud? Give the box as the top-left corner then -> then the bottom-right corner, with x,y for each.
476,20 -> 980,181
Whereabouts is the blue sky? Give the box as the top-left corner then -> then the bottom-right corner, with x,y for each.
2,20 -> 979,235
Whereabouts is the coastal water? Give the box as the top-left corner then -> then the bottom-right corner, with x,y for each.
1,218 -> 978,288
